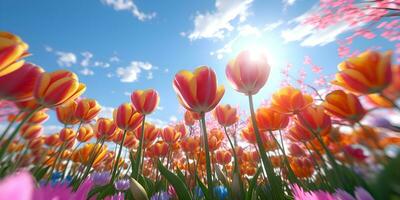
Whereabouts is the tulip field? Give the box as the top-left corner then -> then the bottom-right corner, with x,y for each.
1,1 -> 400,200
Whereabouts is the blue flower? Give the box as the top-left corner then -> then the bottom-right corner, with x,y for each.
214,185 -> 228,200
194,186 -> 204,199
150,191 -> 171,200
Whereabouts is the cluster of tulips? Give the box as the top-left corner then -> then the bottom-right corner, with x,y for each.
0,31 -> 399,200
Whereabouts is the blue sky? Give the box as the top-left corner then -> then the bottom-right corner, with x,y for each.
0,0 -> 396,132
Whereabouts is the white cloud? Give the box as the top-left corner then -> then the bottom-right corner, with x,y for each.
116,61 -> 153,82
80,51 -> 93,67
97,106 -> 114,119
43,125 -> 63,135
80,68 -> 94,76
147,117 -> 168,128
124,91 -> 131,96
56,51 -> 77,67
44,45 -> 53,52
146,71 -> 153,80
106,73 -> 114,78
94,61 -> 110,68
263,20 -> 284,31
283,0 -> 296,7
169,115 -> 178,122
187,0 -> 253,40
156,106 -> 164,111
109,55 -> 120,62
281,5 -> 363,47
101,0 -> 156,21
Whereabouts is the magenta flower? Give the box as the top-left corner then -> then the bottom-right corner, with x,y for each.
0,171 -> 33,200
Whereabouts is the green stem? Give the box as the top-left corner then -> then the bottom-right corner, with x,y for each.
0,110 -> 22,141
248,95 -> 284,200
200,112 -> 214,200
133,115 -> 146,180
111,129 -> 128,182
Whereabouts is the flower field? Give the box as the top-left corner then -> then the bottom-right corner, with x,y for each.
0,2 -> 400,199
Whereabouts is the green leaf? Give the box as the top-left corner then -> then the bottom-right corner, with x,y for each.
176,168 -> 186,183
245,168 -> 261,200
196,175 -> 211,200
157,160 -> 193,200
130,151 -> 139,178
33,166 -> 49,182
373,155 -> 400,200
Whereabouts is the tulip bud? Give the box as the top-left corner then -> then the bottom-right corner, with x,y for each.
131,89 -> 159,115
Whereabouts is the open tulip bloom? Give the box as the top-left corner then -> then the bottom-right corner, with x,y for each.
0,28 -> 400,200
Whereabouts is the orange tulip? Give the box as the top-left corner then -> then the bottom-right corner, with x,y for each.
290,157 -> 314,178
95,118 -> 117,141
173,66 -> 224,113
0,32 -> 29,76
226,50 -> 270,95
33,70 -> 86,107
131,89 -> 159,115
20,124 -> 42,140
77,143 -> 107,167
134,123 -> 160,147
323,90 -> 366,123
27,110 -> 48,124
296,105 -> 331,136
181,136 -> 200,154
150,141 -> 169,157
113,103 -> 144,131
333,51 -> 392,94
213,104 -> 239,127
288,143 -> 305,157
365,93 -> 394,108
255,107 -> 289,132
75,98 -> 101,122
59,128 -> 76,142
161,126 -> 181,144
123,134 -> 138,149
56,100 -> 79,125
208,134 -> 222,151
174,123 -> 187,138
77,126 -> 94,142
0,63 -> 43,101
215,150 -> 232,165
45,134 -> 61,147
15,99 -> 41,112
286,124 -> 314,143
184,110 -> 200,126
271,86 -> 313,114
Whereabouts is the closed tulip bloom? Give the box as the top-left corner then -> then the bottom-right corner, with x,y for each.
255,107 -> 289,132
131,89 -> 160,115
226,50 -> 270,95
0,63 -> 43,101
271,86 -> 313,114
123,134 -> 138,149
0,32 -> 29,76
151,141 -> 169,157
134,123 -> 160,147
296,105 -> 332,136
213,104 -> 239,127
27,110 -> 48,124
184,110 -> 200,126
95,118 -> 118,141
15,99 -> 41,112
77,143 -> 107,167
59,128 -> 76,142
208,135 -> 222,151
215,150 -> 232,165
28,137 -> 44,150
45,134 -> 61,147
174,123 -> 187,138
288,143 -> 305,157
161,126 -> 181,144
75,98 -> 101,122
181,136 -> 200,154
287,124 -> 314,143
56,100 -> 80,125
113,103 -> 144,131
20,124 -> 42,140
173,66 -> 225,113
323,90 -> 366,123
365,93 -> 394,108
34,70 -> 86,107
290,157 -> 314,178
333,51 -> 392,94
77,126 -> 94,142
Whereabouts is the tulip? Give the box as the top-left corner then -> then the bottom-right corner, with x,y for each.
45,134 -> 62,147
27,110 -> 48,124
75,98 -> 101,122
333,50 -> 392,94
0,32 -> 29,76
20,124 -> 42,140
151,141 -> 169,157
255,107 -> 289,132
225,50 -> 271,95
0,63 -> 43,101
323,90 -> 366,123
59,128 -> 76,143
288,143 -> 305,157
296,105 -> 332,136
290,157 -> 314,178
113,103 -> 143,131
131,89 -> 159,115
181,136 -> 200,154
174,123 -> 187,138
56,100 -> 80,125
271,86 -> 313,114
215,150 -> 232,165
77,126 -> 94,142
95,118 -> 118,141
34,70 -> 86,107
15,99 -> 41,112
184,110 -> 200,126
173,66 -> 224,113
213,104 -> 239,127
134,123 -> 160,147
161,126 -> 181,144
287,124 -> 314,143
77,143 -> 107,167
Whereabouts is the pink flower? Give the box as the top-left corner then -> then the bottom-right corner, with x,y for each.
0,171 -> 33,200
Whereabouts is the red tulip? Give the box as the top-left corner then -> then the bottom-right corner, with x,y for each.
131,89 -> 159,115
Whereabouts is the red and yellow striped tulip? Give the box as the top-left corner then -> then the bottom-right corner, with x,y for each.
131,89 -> 159,115
77,126 -> 94,142
150,141 -> 169,157
20,124 -> 42,140
161,126 -> 181,144
34,70 -> 86,107
0,32 -> 29,77
213,104 -> 239,127
15,99 -> 41,112
215,150 -> 232,165
184,110 -> 200,126
255,107 -> 289,132
113,103 -> 144,131
323,90 -> 366,123
226,50 -> 270,95
271,86 -> 313,114
56,100 -> 79,125
27,110 -> 48,124
134,123 -> 160,147
75,98 -> 101,122
45,134 -> 61,147
286,124 -> 314,143
59,128 -> 76,143
290,157 -> 314,178
95,118 -> 118,141
0,63 -> 43,101
173,66 -> 224,113
296,105 -> 332,136
333,50 -> 392,94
